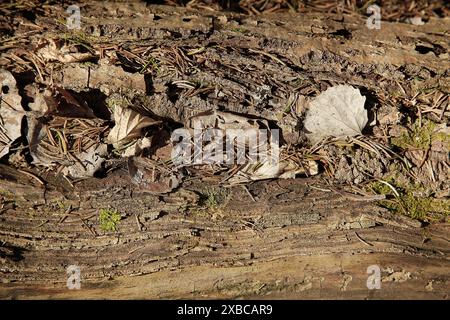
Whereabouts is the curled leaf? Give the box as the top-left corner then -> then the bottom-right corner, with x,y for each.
187,110 -> 269,131
107,105 -> 160,149
128,157 -> 181,194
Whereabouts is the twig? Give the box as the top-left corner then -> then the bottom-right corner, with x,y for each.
354,231 -> 373,247
17,169 -> 45,186
135,213 -> 143,231
79,217 -> 97,237
35,219 -> 49,228
335,189 -> 386,202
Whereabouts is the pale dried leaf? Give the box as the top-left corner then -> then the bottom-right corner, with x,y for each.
0,69 -> 24,158
27,86 -> 51,116
26,117 -> 55,167
407,17 -> 425,26
122,137 -> 152,157
107,105 -> 160,149
304,85 -> 368,144
188,110 -> 269,130
37,39 -> 93,63
228,159 -> 318,184
128,157 -> 181,194
62,144 -> 108,178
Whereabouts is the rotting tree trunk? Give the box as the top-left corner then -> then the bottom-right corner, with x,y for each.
0,162 -> 449,299
0,2 -> 449,299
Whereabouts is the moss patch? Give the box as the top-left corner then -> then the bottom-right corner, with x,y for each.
391,119 -> 449,150
190,188 -> 231,218
198,188 -> 230,209
231,27 -> 249,34
0,189 -> 14,201
376,191 -> 449,222
99,208 -> 122,232
370,180 -> 449,222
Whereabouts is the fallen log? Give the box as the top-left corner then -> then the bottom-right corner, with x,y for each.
0,2 -> 449,299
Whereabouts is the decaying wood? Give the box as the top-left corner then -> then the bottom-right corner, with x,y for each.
31,2 -> 450,133
0,2 -> 449,299
0,163 -> 449,299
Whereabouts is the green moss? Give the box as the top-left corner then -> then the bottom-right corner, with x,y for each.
435,131 -> 450,148
0,189 -> 14,201
370,179 -> 396,195
99,208 -> 122,232
140,56 -> 159,74
231,27 -> 248,34
49,200 -> 67,213
391,119 -> 449,150
190,188 -> 230,217
378,193 -> 449,222
198,188 -> 229,209
106,95 -> 128,112
370,170 -> 449,222
370,179 -> 449,222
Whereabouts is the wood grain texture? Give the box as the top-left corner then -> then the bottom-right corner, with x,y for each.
0,164 -> 449,299
0,2 -> 449,299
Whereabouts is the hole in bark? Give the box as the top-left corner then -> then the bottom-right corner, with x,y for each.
330,28 -> 352,40
358,87 -> 380,135
93,165 -> 108,178
414,43 -> 445,56
13,70 -> 36,111
144,74 -> 155,96
167,83 -> 182,104
1,85 -> 9,94
182,18 -> 191,22
433,8 -> 445,17
0,244 -> 26,262
144,1 -> 165,6
74,89 -> 111,120
171,31 -> 183,38
19,10 -> 36,22
415,45 -> 434,54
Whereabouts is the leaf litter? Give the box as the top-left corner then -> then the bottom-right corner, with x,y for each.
0,2 -> 448,221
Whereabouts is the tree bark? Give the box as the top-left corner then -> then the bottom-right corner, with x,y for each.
0,2 -> 449,299
0,163 -> 449,299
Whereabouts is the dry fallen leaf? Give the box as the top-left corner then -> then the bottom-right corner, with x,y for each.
188,110 -> 269,131
122,137 -> 152,157
304,85 -> 368,144
406,16 -> 425,26
0,69 -> 25,158
228,158 -> 318,184
185,110 -> 275,165
36,39 -> 94,63
62,144 -> 108,178
26,117 -> 50,166
26,85 -> 51,116
107,105 -> 160,149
